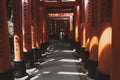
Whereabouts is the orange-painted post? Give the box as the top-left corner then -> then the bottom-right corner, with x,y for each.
80,0 -> 85,48
0,0 -> 14,79
80,0 -> 89,68
83,0 -> 89,50
112,1 -> 120,80
74,5 -> 80,43
86,0 -> 98,78
31,0 -> 41,62
74,5 -> 81,55
42,6 -> 49,54
22,0 -> 34,69
42,7 -> 48,42
69,15 -> 74,41
39,6 -> 43,44
37,0 -> 43,49
31,0 -> 37,50
13,0 -> 27,78
35,0 -> 43,59
36,0 -> 41,49
34,0 -> 41,61
96,0 -> 112,80
79,0 -> 85,48
39,5 -> 49,56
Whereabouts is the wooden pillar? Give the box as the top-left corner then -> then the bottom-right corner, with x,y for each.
74,5 -> 80,42
111,0 -> 120,80
42,7 -> 48,42
0,0 -> 14,79
33,0 -> 41,61
22,0 -> 34,69
87,0 -> 98,78
39,5 -> 48,43
13,0 -> 27,78
39,6 -> 43,44
69,15 -> 74,40
31,0 -> 41,62
31,0 -> 37,49
96,0 -> 112,80
39,5 -> 49,56
36,0 -> 41,49
79,0 -> 85,47
83,0 -> 89,49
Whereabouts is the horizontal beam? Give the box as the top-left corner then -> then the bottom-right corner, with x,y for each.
40,1 -> 79,7
47,9 -> 74,13
48,16 -> 70,20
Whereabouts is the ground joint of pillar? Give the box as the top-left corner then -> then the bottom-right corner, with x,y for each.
96,68 -> 110,80
88,59 -> 98,79
32,48 -> 41,62
13,60 -> 27,78
0,68 -> 14,80
24,51 -> 35,69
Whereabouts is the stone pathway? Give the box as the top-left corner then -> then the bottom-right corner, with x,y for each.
15,40 -> 94,80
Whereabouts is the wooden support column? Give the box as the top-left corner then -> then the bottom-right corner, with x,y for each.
74,5 -> 80,42
31,0 -> 37,49
111,1 -> 120,80
35,0 -> 43,60
79,0 -> 85,47
36,0 -> 41,49
42,7 -> 48,42
13,0 -> 26,78
87,0 -> 98,79
74,5 -> 81,55
39,6 -> 43,44
0,0 -> 14,79
31,0 -> 41,62
83,0 -> 89,49
96,0 -> 112,80
80,0 -> 89,69
69,15 -> 74,40
22,0 -> 34,69
39,6 -> 49,56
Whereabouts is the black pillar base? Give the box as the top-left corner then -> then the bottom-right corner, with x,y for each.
13,60 -> 27,78
41,41 -> 49,55
32,48 -> 41,62
24,51 -> 35,69
82,49 -> 89,69
0,68 -> 14,80
96,69 -> 110,80
75,42 -> 81,55
38,48 -> 42,58
88,59 -> 98,79
80,47 -> 85,62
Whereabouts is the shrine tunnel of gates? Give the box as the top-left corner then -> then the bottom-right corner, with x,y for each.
0,0 -> 120,80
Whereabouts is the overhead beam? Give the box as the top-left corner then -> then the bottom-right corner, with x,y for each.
47,9 -> 74,13
40,1 -> 79,7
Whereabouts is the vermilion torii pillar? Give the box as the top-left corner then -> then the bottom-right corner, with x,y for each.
87,0 -> 98,78
39,5 -> 48,42
74,5 -> 80,43
39,6 -> 44,45
42,7 -> 48,42
0,0 -> 14,79
31,0 -> 41,61
39,5 -> 49,56
96,0 -> 112,80
31,0 -> 37,49
112,1 -> 120,80
36,0 -> 42,49
13,0 -> 26,78
22,0 -> 34,69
